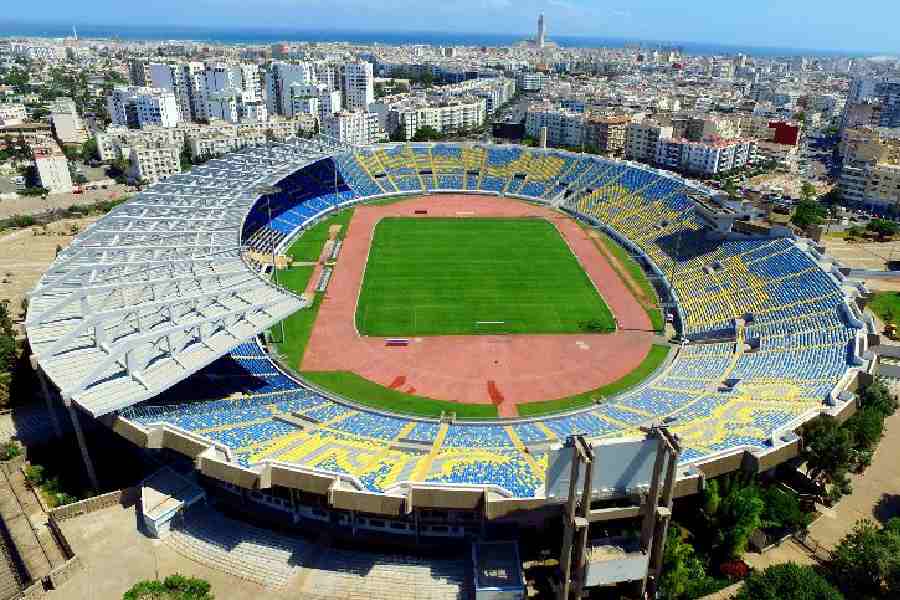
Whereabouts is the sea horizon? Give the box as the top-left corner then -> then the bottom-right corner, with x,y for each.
0,21 -> 891,59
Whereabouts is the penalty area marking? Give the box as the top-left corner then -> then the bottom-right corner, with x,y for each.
476,321 -> 506,325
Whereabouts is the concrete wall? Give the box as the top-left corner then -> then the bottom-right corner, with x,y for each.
49,487 -> 140,522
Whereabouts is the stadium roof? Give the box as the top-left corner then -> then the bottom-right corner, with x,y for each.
25,138 -> 349,417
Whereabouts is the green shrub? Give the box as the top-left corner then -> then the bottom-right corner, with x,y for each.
23,464 -> 43,487
761,487 -> 811,533
844,407 -> 884,452
0,441 -> 21,461
123,573 -> 214,599
736,563 -> 843,600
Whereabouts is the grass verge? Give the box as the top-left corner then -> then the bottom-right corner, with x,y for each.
517,344 -> 671,417
869,291 -> 900,325
301,371 -> 499,418
284,208 -> 355,263
591,228 -> 665,332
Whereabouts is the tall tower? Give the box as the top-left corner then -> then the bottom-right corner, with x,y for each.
537,14 -> 546,48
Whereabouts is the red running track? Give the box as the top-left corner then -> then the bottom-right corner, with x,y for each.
301,194 -> 656,417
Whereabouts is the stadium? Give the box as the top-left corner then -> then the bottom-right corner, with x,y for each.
24,139 -> 872,565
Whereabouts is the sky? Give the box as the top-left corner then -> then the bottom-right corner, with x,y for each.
4,0 -> 900,55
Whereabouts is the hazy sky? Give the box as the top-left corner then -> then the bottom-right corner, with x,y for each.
5,0 -> 899,54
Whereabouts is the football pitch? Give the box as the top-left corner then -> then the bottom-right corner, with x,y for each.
355,217 -> 615,336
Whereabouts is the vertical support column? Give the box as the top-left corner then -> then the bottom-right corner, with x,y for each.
649,436 -> 680,590
32,360 -> 63,439
639,435 -> 667,599
572,440 -> 593,600
558,439 -> 582,600
67,403 -> 99,494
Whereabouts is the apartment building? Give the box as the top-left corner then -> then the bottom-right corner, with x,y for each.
147,62 -> 209,123
189,130 -> 268,160
625,119 -> 674,162
49,97 -> 88,144
107,87 -> 180,129
323,111 -> 384,146
388,96 -> 487,140
584,114 -> 631,155
31,143 -> 73,193
266,61 -> 317,117
0,103 -> 27,126
433,78 -> 516,114
128,144 -> 180,184
525,104 -> 584,148
341,61 -> 375,112
516,71 -> 548,92
838,127 -> 900,208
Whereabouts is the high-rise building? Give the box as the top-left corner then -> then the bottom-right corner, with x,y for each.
537,14 -> 546,48
107,87 -> 180,129
266,61 -> 317,117
341,61 -> 375,112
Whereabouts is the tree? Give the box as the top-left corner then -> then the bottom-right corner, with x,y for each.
829,519 -> 900,599
180,138 -> 192,172
658,526 -> 724,600
800,181 -> 817,202
866,218 -> 899,239
736,563 -> 842,600
791,200 -> 826,229
123,574 -> 214,600
412,125 -> 443,142
81,137 -> 99,162
717,482 -> 765,557
801,415 -> 854,501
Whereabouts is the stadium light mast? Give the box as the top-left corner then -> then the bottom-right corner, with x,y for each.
254,184 -> 285,344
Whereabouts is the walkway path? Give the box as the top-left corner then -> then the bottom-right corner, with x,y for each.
746,379 -> 900,570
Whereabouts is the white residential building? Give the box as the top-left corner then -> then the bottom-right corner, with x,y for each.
49,97 -> 88,144
625,119 -> 675,163
388,97 -> 487,141
323,111 -> 384,146
189,131 -> 268,160
654,137 -> 757,176
32,143 -> 73,193
266,61 -> 317,117
516,72 -> 548,92
341,61 -> 375,112
148,62 -> 208,123
128,144 -> 180,184
107,87 -> 180,129
0,104 -> 27,126
525,104 -> 584,148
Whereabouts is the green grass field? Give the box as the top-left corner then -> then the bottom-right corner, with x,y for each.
355,217 -> 615,336
869,291 -> 900,326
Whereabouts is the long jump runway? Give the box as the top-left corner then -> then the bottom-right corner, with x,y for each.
301,194 -> 656,417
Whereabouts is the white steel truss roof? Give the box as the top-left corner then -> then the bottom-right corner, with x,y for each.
26,138 -> 345,417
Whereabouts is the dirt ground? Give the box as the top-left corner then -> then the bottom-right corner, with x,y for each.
0,186 -> 130,220
0,217 -> 98,329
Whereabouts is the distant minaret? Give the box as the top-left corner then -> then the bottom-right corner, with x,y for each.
537,14 -> 546,48
72,25 -> 78,41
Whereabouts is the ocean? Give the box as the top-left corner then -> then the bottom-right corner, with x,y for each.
0,21 -> 881,58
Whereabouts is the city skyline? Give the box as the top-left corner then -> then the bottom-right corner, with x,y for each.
2,0 -> 900,56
